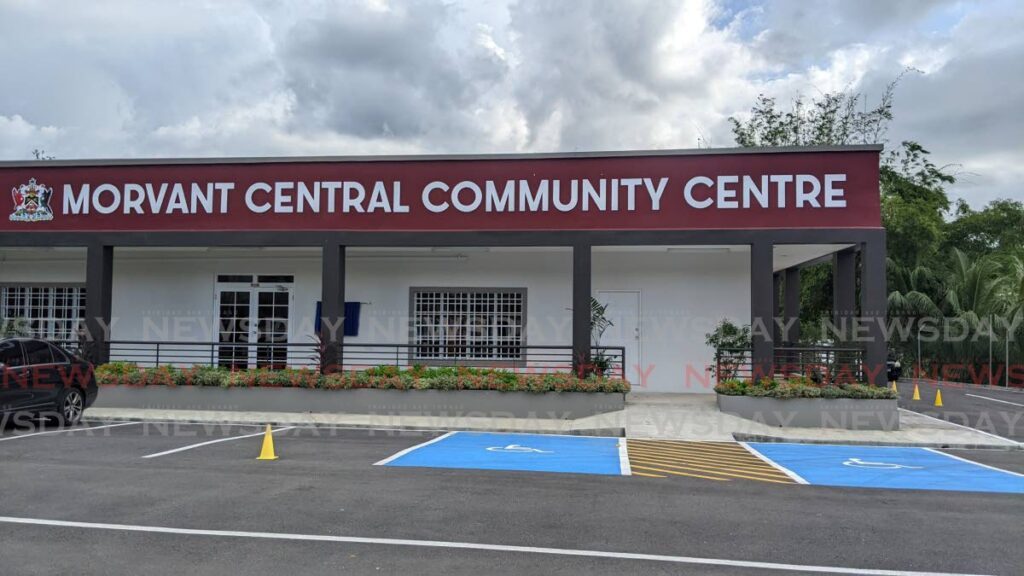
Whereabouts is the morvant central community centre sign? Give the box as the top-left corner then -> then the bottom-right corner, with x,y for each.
1,149 -> 880,232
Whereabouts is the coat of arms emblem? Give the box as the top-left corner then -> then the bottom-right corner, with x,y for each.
10,178 -> 54,222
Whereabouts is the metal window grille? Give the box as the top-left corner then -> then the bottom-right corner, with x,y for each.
412,288 -> 525,361
1,285 -> 86,341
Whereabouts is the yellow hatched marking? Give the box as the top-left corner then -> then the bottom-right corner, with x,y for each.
627,446 -> 789,471
626,445 -> 781,467
630,471 -> 667,478
629,458 -> 795,484
631,464 -> 730,481
628,444 -> 753,460
628,452 -> 793,481
628,440 -> 750,456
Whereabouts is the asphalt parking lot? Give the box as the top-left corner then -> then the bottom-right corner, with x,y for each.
898,380 -> 1024,442
0,420 -> 1022,575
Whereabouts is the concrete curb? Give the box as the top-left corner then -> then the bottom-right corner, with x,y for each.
82,413 -> 625,437
733,432 -> 1023,451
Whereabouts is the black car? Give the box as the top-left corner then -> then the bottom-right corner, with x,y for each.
0,337 -> 98,426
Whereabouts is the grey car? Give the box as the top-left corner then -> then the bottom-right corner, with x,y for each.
0,337 -> 98,426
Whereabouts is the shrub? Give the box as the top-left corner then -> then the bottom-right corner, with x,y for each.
93,363 -> 631,393
714,377 -> 895,399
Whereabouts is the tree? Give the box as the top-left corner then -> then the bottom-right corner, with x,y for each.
942,199 -> 1024,261
730,80 -> 956,345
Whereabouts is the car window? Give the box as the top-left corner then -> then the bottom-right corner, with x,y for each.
48,344 -> 70,364
0,340 -> 25,367
23,340 -> 55,366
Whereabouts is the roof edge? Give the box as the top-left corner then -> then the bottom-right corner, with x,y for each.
0,144 -> 884,169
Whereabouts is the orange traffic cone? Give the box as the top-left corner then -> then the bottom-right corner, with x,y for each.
934,389 -> 943,408
912,383 -> 921,401
257,424 -> 278,460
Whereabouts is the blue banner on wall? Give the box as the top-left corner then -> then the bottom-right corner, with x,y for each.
314,301 -> 361,336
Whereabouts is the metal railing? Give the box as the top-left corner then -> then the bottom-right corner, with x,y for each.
715,346 -> 865,383
83,340 -> 626,379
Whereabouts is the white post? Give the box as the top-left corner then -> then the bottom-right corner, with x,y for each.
1006,336 -> 1011,388
989,313 -> 994,387
917,322 -> 922,384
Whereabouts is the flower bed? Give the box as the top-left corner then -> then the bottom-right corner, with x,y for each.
95,362 -> 631,394
714,377 -> 896,399
714,377 -> 898,430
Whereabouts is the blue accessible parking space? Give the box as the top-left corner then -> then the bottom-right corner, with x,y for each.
377,432 -> 627,476
747,443 -> 1024,494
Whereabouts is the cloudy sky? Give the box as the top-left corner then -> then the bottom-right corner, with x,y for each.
1,0 -> 1020,206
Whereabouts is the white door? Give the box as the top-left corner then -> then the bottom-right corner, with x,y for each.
595,290 -> 640,380
215,277 -> 293,369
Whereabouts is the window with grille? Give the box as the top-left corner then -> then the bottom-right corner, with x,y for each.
0,285 -> 86,342
411,288 -> 525,361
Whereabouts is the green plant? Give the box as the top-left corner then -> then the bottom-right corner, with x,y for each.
0,317 -> 30,337
706,319 -> 752,381
714,377 -> 896,400
92,363 -> 631,394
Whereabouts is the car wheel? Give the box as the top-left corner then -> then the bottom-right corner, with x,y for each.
57,388 -> 85,426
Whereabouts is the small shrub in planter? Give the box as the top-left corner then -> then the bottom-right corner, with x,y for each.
714,378 -> 896,400
96,363 -> 631,393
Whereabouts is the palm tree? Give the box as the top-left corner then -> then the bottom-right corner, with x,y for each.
934,250 -> 1007,380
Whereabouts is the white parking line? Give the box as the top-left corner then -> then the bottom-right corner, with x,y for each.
964,393 -> 1024,408
141,426 -> 296,459
0,422 -> 140,443
373,431 -> 457,465
899,408 -> 1020,446
738,442 -> 809,484
0,515 -> 989,576
617,438 -> 631,476
924,448 -> 1024,477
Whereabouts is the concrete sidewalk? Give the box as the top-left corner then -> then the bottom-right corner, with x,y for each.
85,393 -> 1021,449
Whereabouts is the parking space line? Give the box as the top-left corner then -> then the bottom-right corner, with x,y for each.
924,448 -> 1024,477
0,516 -> 988,576
739,442 -> 809,484
372,431 -> 457,466
0,422 -> 140,443
964,393 -> 1024,407
141,426 -> 296,459
617,439 -> 631,476
898,408 -> 1020,446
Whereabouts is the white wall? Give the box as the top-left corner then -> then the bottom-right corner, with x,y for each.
594,249 -> 750,393
0,247 -> 751,393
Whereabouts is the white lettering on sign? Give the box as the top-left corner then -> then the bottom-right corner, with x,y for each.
52,174 -> 847,217
682,174 -> 844,210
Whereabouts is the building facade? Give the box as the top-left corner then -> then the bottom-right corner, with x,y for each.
0,147 -> 888,392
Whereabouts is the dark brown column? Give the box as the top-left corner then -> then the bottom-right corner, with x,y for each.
572,243 -> 592,375
320,243 -> 346,373
832,248 -> 857,341
783,267 -> 801,344
860,233 -> 888,386
773,272 -> 783,343
84,243 -> 113,364
750,241 -> 774,380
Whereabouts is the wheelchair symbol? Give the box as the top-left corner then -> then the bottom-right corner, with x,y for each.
843,458 -> 922,470
486,444 -> 553,454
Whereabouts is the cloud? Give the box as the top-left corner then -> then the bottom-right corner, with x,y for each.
0,0 -> 1018,206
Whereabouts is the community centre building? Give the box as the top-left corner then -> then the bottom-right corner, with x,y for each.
0,147 -> 888,392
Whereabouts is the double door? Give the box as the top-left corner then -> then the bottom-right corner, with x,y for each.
216,277 -> 292,370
